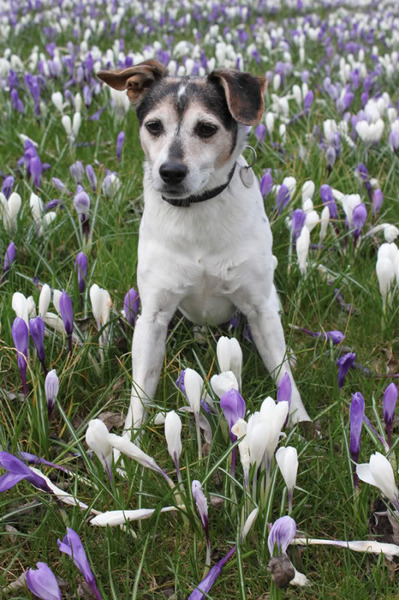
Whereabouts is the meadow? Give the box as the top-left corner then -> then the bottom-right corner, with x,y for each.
0,0 -> 399,598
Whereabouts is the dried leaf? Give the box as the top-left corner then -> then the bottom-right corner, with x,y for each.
97,411 -> 125,430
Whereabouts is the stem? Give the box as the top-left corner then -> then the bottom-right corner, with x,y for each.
195,413 -> 202,461
288,489 -> 293,515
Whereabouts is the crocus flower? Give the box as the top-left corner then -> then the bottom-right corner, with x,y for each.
352,203 -> 367,243
86,165 -> 97,192
275,447 -> 298,513
75,252 -> 88,295
57,528 -> 102,600
337,353 -> 356,388
383,383 -> 398,447
210,371 -> 239,398
349,392 -> 364,487
185,368 -> 205,459
260,171 -> 273,197
45,369 -> 59,417
320,184 -> 338,219
26,562 -> 62,600
73,189 -> 90,236
59,290 -> 74,353
38,283 -> 51,318
11,317 -> 29,396
0,451 -> 51,493
296,226 -> 310,274
357,452 -> 399,510
372,189 -> 383,215
291,209 -> 306,243
102,172 -> 120,198
304,90 -> 314,110
164,411 -> 182,481
29,316 -> 46,371
276,184 -> 290,213
268,515 -> 297,556
255,123 -> 266,144
90,506 -> 178,527
2,175 -> 14,198
116,131 -> 125,161
85,419 -> 113,480
220,388 -> 246,475
277,372 -> 292,404
299,328 -> 345,344
0,191 -> 21,233
124,287 -> 140,327
216,336 -> 242,389
70,161 -> 85,184
192,480 -> 210,565
1,241 -> 15,281
231,418 -> 250,488
187,546 -> 236,599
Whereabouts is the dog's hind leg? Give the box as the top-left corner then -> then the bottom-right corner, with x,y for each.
124,300 -> 178,437
239,299 -> 311,424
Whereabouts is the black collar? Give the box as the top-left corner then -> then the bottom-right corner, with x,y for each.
161,163 -> 237,207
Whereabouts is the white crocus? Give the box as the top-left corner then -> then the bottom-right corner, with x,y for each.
90,284 -> 112,350
184,368 -> 204,459
90,506 -> 178,527
51,91 -> 64,112
231,418 -> 250,488
86,419 -> 113,479
30,468 -> 99,514
30,193 -> 56,236
260,397 -> 289,464
340,194 -> 361,228
356,452 -> 399,508
72,112 -> 81,138
61,114 -> 72,136
319,206 -> 330,242
0,191 -> 21,233
275,446 -> 298,513
240,507 -> 259,542
376,243 -> 398,309
246,412 -> 269,469
216,336 -> 242,388
164,411 -> 182,480
210,371 -> 239,398
39,283 -> 51,317
296,226 -> 310,274
304,209 -> 319,233
108,433 -> 174,488
301,180 -> 315,203
12,292 -> 29,324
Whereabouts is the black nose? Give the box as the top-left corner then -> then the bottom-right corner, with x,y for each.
159,162 -> 188,185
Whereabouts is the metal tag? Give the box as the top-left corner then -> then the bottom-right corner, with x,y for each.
240,166 -> 254,188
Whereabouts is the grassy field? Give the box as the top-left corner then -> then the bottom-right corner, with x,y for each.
1,0 -> 399,598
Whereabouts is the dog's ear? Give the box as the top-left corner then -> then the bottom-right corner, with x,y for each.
208,70 -> 267,126
97,60 -> 167,107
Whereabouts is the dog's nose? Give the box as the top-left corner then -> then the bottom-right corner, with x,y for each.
159,162 -> 188,185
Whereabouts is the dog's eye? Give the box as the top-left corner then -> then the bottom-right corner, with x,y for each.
145,120 -> 164,136
195,122 -> 218,139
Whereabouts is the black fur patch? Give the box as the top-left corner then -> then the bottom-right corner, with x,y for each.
168,137 -> 184,160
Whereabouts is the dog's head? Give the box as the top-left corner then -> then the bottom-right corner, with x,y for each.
98,60 -> 266,202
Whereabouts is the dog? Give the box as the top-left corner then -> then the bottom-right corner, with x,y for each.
97,60 -> 311,434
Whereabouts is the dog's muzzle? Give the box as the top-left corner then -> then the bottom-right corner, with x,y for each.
161,163 -> 237,208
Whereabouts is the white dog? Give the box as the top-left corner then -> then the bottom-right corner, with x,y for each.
97,60 -> 311,433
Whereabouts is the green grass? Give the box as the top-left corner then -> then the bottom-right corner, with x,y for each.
1,1 -> 399,598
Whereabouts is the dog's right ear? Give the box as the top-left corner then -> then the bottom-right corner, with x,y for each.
97,60 -> 167,107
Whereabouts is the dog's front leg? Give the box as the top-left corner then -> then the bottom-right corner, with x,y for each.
124,299 -> 178,436
240,300 -> 311,424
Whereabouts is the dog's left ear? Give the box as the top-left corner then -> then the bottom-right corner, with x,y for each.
97,60 -> 167,107
208,70 -> 267,126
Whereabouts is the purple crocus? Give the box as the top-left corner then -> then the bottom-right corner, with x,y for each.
276,184 -> 290,213
220,389 -> 246,476
372,189 -> 383,215
352,203 -> 367,243
291,209 -> 306,243
260,171 -> 273,198
383,383 -> 398,447
267,515 -> 297,556
52,177 -> 71,195
57,528 -> 102,600
320,184 -> 338,219
11,317 -> 29,396
86,165 -> 97,192
2,175 -> 14,198
29,316 -> 46,372
192,480 -> 210,565
254,124 -> 266,145
277,373 -> 292,404
300,328 -> 345,344
26,562 -> 62,600
1,241 -> 16,281
187,546 -> 236,600
45,369 -> 59,417
337,353 -> 356,388
124,287 -> 140,327
0,451 -> 52,493
17,451 -> 67,472
75,252 -> 88,295
304,90 -> 314,111
70,161 -> 85,184
59,291 -> 74,353
116,131 -> 125,162
350,392 -> 364,486
73,189 -> 90,236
